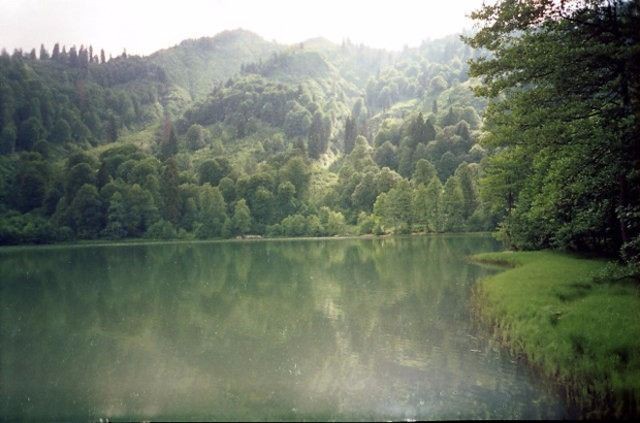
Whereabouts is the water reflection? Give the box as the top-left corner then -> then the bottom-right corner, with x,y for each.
0,235 -> 568,420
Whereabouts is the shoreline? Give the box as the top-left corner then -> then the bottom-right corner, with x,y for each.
470,251 -> 640,419
0,231 -> 495,252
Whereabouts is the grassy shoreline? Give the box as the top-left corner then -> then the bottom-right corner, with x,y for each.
471,251 -> 640,418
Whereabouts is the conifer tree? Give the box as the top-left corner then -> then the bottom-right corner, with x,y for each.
39,44 -> 49,60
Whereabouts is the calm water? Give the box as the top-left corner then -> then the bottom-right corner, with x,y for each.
0,235 -> 569,421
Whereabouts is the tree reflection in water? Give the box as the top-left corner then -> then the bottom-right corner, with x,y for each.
0,235 -> 569,420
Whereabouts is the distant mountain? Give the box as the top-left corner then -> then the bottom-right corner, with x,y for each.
149,29 -> 282,100
300,37 -> 397,89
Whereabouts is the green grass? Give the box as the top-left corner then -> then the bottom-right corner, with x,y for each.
471,251 -> 640,418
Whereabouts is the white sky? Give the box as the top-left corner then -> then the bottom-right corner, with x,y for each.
0,0 -> 486,56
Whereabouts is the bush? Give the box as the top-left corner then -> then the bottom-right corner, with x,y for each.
281,214 -> 308,236
265,223 -> 282,237
0,212 -> 67,245
357,212 -> 375,235
146,219 -> 177,240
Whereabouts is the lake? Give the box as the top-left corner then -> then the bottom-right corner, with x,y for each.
0,235 -> 570,421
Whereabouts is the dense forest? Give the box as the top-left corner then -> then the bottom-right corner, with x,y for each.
466,0 -> 639,264
0,0 -> 638,266
0,31 -> 491,244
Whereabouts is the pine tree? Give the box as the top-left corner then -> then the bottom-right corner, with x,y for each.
308,110 -> 329,159
161,158 -> 180,224
52,43 -> 60,60
78,45 -> 89,68
69,46 -> 78,67
159,116 -> 178,159
344,115 -> 357,154
39,44 -> 49,60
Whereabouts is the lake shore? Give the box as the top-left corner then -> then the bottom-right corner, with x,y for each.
0,231 -> 493,251
470,251 -> 640,419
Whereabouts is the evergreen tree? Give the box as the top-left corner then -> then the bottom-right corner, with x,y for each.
39,44 -> 49,60
12,153 -> 49,213
51,43 -> 60,60
78,46 -> 89,68
159,117 -> 178,159
0,126 -> 16,155
69,46 -> 78,67
49,119 -> 71,144
374,141 -> 398,169
344,115 -> 357,154
442,107 -> 458,127
160,158 -> 180,224
16,117 -> 45,151
308,110 -> 329,159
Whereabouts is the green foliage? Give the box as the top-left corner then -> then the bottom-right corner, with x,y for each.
68,184 -> 103,239
280,214 -> 309,237
11,152 -> 50,213
441,177 -> 464,232
423,176 -> 444,232
198,157 -> 232,186
146,219 -> 177,240
195,184 -> 227,239
472,251 -> 640,418
0,31 -> 491,245
0,51 -> 166,153
231,198 -> 252,236
319,207 -> 345,236
466,0 -> 640,261
412,159 -> 437,186
374,141 -> 397,169
356,212 -> 376,235
0,211 -> 71,245
185,124 -> 209,151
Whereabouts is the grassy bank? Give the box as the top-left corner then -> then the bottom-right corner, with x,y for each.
471,251 -> 639,418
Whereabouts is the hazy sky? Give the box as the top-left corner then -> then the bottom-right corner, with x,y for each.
1,0 -> 486,56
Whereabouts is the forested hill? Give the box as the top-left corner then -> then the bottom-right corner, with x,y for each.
2,2 -> 638,266
0,29 -> 500,245
149,29 -> 282,100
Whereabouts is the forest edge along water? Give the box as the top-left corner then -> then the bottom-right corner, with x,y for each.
1,234 -> 572,420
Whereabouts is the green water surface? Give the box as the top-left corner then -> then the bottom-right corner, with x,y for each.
0,235 -> 569,421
